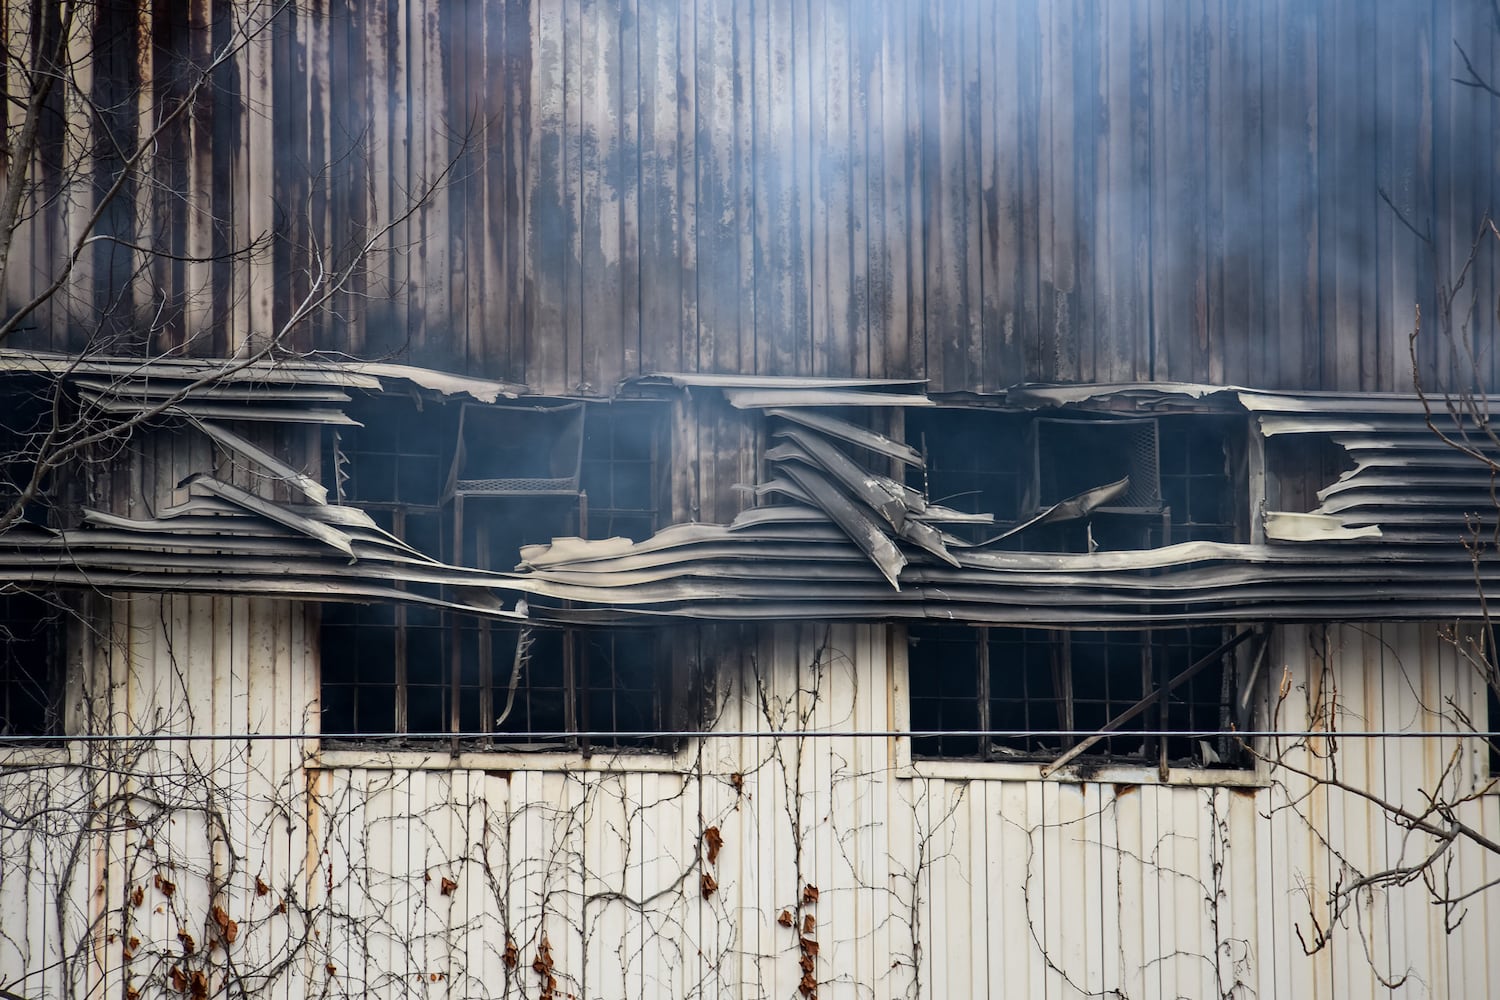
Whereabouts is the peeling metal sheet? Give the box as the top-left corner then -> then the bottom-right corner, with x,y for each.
1242,393 -> 1500,542
1255,414 -> 1495,437
495,522 -> 1500,624
1,499 -> 528,620
1262,511 -> 1383,542
722,388 -> 936,409
344,362 -> 525,402
182,476 -> 356,557
71,377 -> 353,404
971,478 -> 1130,546
78,391 -> 360,425
776,461 -> 908,588
495,383 -> 1500,624
0,348 -> 383,388
634,372 -> 927,390
1006,382 -> 1235,408
1236,390 -> 1468,415
767,432 -> 912,530
5,370 -> 1500,629
4,499 -> 1495,626
194,421 -> 328,504
726,506 -> 834,529
764,418 -> 967,577
732,478 -> 818,507
766,407 -> 924,466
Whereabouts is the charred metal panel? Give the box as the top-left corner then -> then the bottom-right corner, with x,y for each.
4,370 -> 1500,629
5,3 -> 1498,394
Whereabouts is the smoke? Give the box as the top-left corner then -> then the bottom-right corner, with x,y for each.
9,0 -> 1499,392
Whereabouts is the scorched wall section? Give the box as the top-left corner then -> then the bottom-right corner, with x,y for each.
5,1 -> 1499,395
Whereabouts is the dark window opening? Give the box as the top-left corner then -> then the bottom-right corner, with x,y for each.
907,624 -> 1248,768
320,397 -> 676,750
1488,678 -> 1499,779
906,410 -> 1244,550
1036,417 -> 1161,508
905,409 -> 1028,541
1479,626 -> 1500,780
0,383 -> 61,526
0,590 -> 63,742
582,403 -> 664,542
1,388 -> 65,743
1265,433 -> 1355,514
335,396 -> 453,510
1158,417 -> 1242,543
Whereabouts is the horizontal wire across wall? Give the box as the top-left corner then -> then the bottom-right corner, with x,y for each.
3,617 -> 1499,1000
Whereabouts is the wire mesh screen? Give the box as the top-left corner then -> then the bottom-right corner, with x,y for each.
1035,418 -> 1161,508
454,476 -> 581,493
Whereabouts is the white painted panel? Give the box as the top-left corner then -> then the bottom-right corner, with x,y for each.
7,618 -> 1500,1000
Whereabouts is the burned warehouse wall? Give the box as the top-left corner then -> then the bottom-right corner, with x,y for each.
3,2 -> 1500,1000
2,0 -> 1500,395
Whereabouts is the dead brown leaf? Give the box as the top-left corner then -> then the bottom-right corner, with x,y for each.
703,826 -> 723,865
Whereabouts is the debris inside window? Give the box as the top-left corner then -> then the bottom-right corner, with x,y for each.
320,396 -> 674,750
907,623 -> 1251,770
905,410 -> 1244,551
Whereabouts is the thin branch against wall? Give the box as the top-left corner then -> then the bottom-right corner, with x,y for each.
0,0 -> 474,543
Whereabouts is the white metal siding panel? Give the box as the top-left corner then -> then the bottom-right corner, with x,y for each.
6,619 -> 1500,998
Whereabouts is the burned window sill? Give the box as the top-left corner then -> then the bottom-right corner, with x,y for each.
315,743 -> 693,774
895,752 -> 1268,788
0,743 -> 74,768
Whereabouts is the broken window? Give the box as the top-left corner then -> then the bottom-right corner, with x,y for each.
0,590 -> 62,742
906,623 -> 1251,769
0,389 -> 65,743
907,409 -> 1027,533
906,410 -> 1245,550
1489,680 -> 1499,780
319,397 -> 677,750
1264,433 -> 1354,514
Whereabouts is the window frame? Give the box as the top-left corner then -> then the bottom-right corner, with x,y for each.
318,395 -> 682,753
905,408 -> 1249,551
901,623 -> 1260,780
0,587 -> 65,744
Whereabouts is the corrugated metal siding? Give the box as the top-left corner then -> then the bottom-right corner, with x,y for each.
0,594 -> 319,1000
5,619 -> 1499,998
6,1 -> 1498,394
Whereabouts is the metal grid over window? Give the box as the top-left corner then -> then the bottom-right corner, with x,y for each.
1158,416 -> 1240,543
905,409 -> 1028,543
909,624 -> 1245,767
1489,680 -> 1500,779
1036,417 -> 1162,508
325,601 -> 668,751
321,398 -> 674,751
0,590 -> 61,741
581,402 -> 664,542
906,411 -> 1243,551
321,509 -> 447,738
